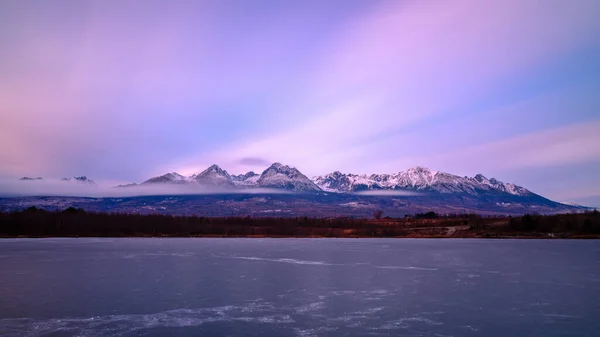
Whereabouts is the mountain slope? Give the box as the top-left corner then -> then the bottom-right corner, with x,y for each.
191,164 -> 235,188
257,163 -> 322,192
9,164 -> 587,215
142,172 -> 190,184
231,171 -> 260,187
313,166 -> 533,196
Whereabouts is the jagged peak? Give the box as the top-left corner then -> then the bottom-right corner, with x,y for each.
142,171 -> 190,185
189,164 -> 234,187
406,166 -> 431,172
262,162 -> 302,174
312,166 -> 533,196
473,174 -> 501,185
313,170 -> 351,182
159,172 -> 184,178
401,166 -> 436,179
231,171 -> 259,181
206,164 -> 224,171
255,162 -> 321,192
473,173 -> 488,182
267,162 -> 287,170
196,164 -> 230,177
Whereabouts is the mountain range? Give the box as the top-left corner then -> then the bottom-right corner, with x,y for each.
127,163 -> 535,198
122,162 -> 322,192
9,163 -> 589,216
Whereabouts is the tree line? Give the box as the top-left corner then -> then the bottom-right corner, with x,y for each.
0,207 -> 598,238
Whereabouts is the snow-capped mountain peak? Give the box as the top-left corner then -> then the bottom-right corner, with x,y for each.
407,166 -> 433,174
231,171 -> 259,181
231,171 -> 260,187
313,167 -> 533,197
473,174 -> 489,184
257,163 -> 322,192
191,164 -> 234,187
400,166 -> 439,187
204,164 -> 229,176
468,174 -> 531,196
128,163 -> 535,197
142,172 -> 189,184
165,172 -> 185,179
313,171 -> 356,192
262,163 -> 301,178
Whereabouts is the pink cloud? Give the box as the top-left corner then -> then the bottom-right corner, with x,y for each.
425,121 -> 600,173
1,0 -> 599,189
319,0 -> 600,95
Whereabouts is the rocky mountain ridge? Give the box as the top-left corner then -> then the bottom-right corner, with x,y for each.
313,166 -> 532,196
139,162 -> 321,192
14,163 -> 587,214
16,163 -> 548,197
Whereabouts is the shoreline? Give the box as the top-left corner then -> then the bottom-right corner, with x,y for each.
2,209 -> 599,239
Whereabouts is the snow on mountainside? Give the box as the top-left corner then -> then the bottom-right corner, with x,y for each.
139,164 -> 320,192
471,174 -> 531,196
231,171 -> 260,187
313,166 -> 533,197
16,164 -> 562,214
14,165 -> 539,200
11,164 -> 585,215
141,166 -> 237,188
130,164 -> 539,198
256,163 -> 322,192
143,172 -> 190,184
191,164 -> 235,187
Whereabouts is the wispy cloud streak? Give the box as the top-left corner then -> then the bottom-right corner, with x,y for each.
0,0 -> 599,201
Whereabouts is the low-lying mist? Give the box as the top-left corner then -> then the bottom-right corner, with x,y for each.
0,180 -> 294,198
352,190 -> 423,196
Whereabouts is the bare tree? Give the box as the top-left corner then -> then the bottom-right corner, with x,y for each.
373,209 -> 384,220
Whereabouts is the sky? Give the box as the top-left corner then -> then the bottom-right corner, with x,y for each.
1,0 -> 599,206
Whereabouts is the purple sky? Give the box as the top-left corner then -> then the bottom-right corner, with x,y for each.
1,0 -> 599,205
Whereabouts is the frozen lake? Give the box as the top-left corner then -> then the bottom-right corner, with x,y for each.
0,238 -> 599,336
